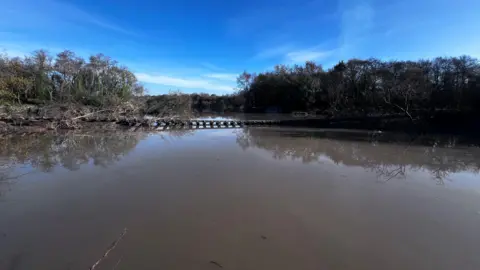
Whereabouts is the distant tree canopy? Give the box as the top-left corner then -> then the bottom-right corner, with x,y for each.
236,57 -> 480,116
2,50 -> 479,119
0,50 -> 145,106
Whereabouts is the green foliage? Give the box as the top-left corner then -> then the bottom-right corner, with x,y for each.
0,50 -> 145,106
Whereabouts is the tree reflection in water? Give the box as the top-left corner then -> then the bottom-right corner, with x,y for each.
0,132 -> 147,196
236,128 -> 480,184
0,131 -> 197,197
1,127 -> 478,193
156,129 -> 194,144
0,132 -> 147,176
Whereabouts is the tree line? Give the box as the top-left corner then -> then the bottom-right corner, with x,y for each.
147,55 -> 480,119
0,50 -> 144,107
236,56 -> 480,117
2,49 -> 480,120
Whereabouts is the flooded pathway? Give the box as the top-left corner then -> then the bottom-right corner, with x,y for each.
1,128 -> 480,270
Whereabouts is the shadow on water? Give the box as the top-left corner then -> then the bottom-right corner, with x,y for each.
235,127 -> 480,185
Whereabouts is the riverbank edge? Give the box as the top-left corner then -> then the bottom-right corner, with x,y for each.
1,115 -> 478,136
0,105 -> 478,136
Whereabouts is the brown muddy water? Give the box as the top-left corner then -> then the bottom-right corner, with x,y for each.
1,128 -> 480,270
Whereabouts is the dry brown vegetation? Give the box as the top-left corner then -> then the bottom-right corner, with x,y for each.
2,49 -> 480,134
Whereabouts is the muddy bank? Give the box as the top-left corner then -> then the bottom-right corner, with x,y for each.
0,104 -> 279,134
1,105 -> 478,135
0,116 -> 281,135
277,112 -> 480,135
0,103 -> 178,134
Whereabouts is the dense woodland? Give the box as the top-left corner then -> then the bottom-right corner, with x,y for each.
2,50 -> 480,119
236,56 -> 480,117
147,55 -> 480,118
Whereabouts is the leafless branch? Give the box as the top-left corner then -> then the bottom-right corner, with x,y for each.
90,228 -> 127,270
383,97 -> 413,121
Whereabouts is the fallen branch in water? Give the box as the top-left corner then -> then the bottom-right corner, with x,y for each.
210,261 -> 223,268
0,171 -> 35,182
90,228 -> 128,270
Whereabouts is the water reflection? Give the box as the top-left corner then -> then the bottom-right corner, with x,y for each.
1,128 -> 479,187
0,133 -> 148,173
0,133 -> 149,197
236,128 -> 480,184
156,129 -> 194,143
1,128 -> 480,270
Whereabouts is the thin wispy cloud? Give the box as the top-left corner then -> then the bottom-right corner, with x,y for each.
227,0 -> 335,40
254,43 -> 336,65
1,0 -> 137,36
246,1 -> 390,66
286,49 -> 334,63
241,0 -> 400,66
254,45 -> 293,60
238,2 -> 342,66
85,17 -> 138,36
203,73 -> 238,82
201,62 -> 225,72
51,0 -> 135,35
337,1 -> 375,58
129,62 -> 239,93
135,73 -> 235,93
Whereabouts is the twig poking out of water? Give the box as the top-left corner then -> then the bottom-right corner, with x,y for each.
112,258 -> 122,270
210,261 -> 223,268
90,228 -> 127,270
0,171 -> 34,182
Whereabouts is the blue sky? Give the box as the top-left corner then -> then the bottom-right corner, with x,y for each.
1,0 -> 479,95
